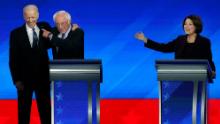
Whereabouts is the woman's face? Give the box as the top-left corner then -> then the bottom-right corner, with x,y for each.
184,18 -> 196,35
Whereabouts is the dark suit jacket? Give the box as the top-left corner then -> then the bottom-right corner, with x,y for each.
9,22 -> 51,84
145,34 -> 216,71
51,28 -> 84,59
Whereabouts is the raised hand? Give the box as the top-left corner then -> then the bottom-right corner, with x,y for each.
135,32 -> 148,43
72,24 -> 79,31
42,29 -> 52,38
212,71 -> 216,79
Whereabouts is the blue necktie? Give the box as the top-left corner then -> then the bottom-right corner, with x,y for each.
32,28 -> 38,48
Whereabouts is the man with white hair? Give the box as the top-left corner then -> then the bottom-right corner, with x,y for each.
43,10 -> 84,59
9,4 -> 51,124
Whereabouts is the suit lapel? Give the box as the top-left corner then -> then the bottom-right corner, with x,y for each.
21,25 -> 32,48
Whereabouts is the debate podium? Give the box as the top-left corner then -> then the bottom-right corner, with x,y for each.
155,60 -> 213,124
49,59 -> 102,124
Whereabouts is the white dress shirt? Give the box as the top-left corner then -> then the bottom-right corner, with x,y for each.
26,24 -> 40,47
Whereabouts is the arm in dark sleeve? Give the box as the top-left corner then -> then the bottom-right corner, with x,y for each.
39,22 -> 52,31
50,35 -> 68,47
72,28 -> 84,58
144,37 -> 179,53
9,31 -> 21,84
206,39 -> 216,72
39,22 -> 52,49
51,28 -> 84,48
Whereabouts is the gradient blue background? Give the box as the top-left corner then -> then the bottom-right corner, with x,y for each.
0,0 -> 219,99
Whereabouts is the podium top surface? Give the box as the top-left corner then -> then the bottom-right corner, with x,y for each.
156,59 -> 212,71
156,59 -> 210,65
155,59 -> 213,83
49,59 -> 103,82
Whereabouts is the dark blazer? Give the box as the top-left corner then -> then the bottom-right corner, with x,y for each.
9,22 -> 52,84
51,28 -> 84,59
145,35 -> 216,71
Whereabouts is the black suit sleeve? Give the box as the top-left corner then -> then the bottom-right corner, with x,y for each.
38,22 -> 52,49
50,28 -> 84,46
72,29 -> 84,58
38,22 -> 52,31
51,28 -> 84,59
205,39 -> 216,71
50,35 -> 69,47
144,37 -> 179,53
9,30 -> 21,84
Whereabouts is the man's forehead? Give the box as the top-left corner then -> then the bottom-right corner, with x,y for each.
24,11 -> 38,17
56,14 -> 68,20
24,8 -> 38,14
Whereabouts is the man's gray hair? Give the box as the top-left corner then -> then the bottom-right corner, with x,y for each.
53,10 -> 71,22
23,4 -> 39,14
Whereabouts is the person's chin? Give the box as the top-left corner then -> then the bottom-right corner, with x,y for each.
28,23 -> 36,28
60,31 -> 66,33
185,32 -> 190,35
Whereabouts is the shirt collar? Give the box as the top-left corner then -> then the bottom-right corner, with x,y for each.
26,24 -> 39,31
59,25 -> 71,38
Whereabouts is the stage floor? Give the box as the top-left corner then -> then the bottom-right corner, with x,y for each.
0,99 -> 219,124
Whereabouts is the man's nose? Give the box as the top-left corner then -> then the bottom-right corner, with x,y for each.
29,18 -> 33,22
57,24 -> 63,28
28,17 -> 35,22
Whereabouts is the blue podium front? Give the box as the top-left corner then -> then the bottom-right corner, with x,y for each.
49,60 -> 102,124
155,60 -> 213,124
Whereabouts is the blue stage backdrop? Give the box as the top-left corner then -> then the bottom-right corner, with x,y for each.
0,0 -> 219,99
